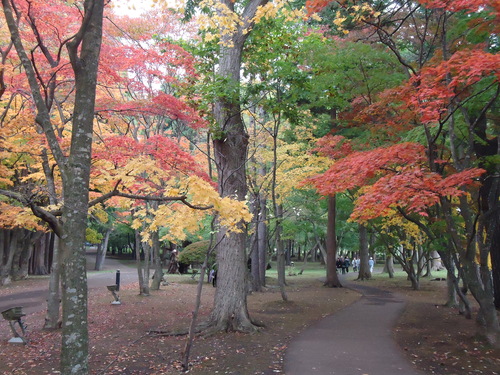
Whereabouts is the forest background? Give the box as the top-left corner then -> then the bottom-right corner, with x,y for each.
0,0 -> 499,374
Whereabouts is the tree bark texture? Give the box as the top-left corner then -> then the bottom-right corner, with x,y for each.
45,236 -> 61,330
94,228 -> 111,271
150,230 -> 163,291
382,255 -> 395,278
135,230 -> 150,296
3,1 -> 105,372
357,224 -> 371,280
275,205 -> 288,301
209,0 -> 269,332
324,195 -> 341,287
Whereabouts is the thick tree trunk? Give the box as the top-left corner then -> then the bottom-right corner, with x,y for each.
357,224 -> 371,280
324,196 -> 341,287
463,261 -> 500,345
0,229 -> 19,286
211,227 -> 256,331
209,0 -> 268,332
30,233 -> 50,275
211,50 -> 256,329
12,231 -> 39,281
382,255 -> 395,278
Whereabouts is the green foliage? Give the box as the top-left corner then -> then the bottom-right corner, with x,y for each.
108,223 -> 135,253
178,240 -> 215,266
480,155 -> 500,173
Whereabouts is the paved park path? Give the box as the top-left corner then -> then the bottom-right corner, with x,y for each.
0,252 -> 137,315
284,278 -> 426,375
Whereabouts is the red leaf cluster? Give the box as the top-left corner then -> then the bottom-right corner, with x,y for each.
308,142 -> 427,195
352,167 -> 485,221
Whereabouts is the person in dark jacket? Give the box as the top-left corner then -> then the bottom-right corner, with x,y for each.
344,257 -> 350,273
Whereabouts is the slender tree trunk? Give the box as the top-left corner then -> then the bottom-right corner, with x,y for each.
324,195 -> 342,287
45,236 -> 61,330
317,239 -> 327,265
275,205 -> 288,301
182,219 -> 217,369
150,230 -> 163,291
257,196 -> 267,287
94,228 -> 111,271
249,193 -> 261,291
135,230 -> 150,296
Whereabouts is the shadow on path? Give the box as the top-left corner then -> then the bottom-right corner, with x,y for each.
283,278 -> 426,375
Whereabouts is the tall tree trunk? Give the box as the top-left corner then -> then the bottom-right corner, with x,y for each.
3,2 -> 104,372
209,0 -> 268,333
257,194 -> 267,287
251,193 -> 266,291
275,205 -> 288,301
324,195 -> 341,287
317,239 -> 327,265
357,224 -> 371,280
41,147 -> 61,328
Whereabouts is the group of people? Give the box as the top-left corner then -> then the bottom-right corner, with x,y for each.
336,256 -> 355,274
336,256 -> 375,274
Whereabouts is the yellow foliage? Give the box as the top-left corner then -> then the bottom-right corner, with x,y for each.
0,202 -> 45,231
90,206 -> 109,223
197,0 -> 245,46
379,209 -> 426,248
123,174 -> 252,243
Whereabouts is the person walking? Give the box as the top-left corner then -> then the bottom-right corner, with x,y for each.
340,257 -> 346,274
344,257 -> 350,273
369,257 -> 375,273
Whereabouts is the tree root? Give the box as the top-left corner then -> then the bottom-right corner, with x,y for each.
148,318 -> 264,338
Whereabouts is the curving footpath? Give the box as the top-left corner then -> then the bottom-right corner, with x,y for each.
283,279 -> 426,375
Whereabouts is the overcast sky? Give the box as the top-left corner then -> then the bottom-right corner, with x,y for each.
111,0 -> 158,17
